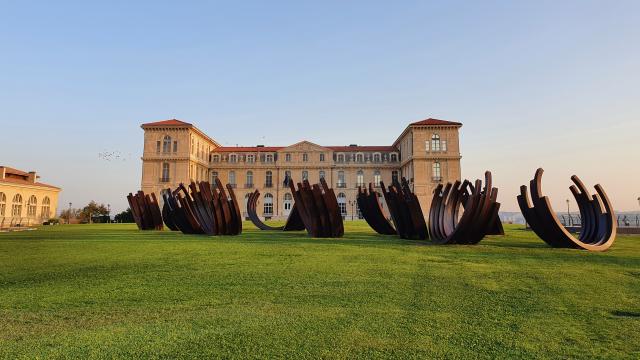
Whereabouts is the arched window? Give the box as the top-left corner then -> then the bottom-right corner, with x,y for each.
263,193 -> 273,215
356,153 -> 364,163
431,134 -> 441,152
302,170 -> 308,181
433,162 -> 441,180
162,135 -> 172,153
265,170 -> 273,187
0,192 -> 5,216
42,197 -> 51,219
337,193 -> 347,215
246,171 -> 253,188
373,153 -> 381,163
319,170 -> 325,181
390,153 -> 398,162
356,170 -> 364,187
161,162 -> 170,182
374,170 -> 381,187
284,193 -> 293,212
27,196 -> 37,217
211,171 -> 218,184
337,171 -> 345,187
229,171 -> 236,187
12,194 -> 22,217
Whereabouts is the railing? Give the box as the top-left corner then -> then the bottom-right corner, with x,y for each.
159,178 -> 170,183
244,183 -> 254,189
228,184 -> 237,188
336,183 -> 347,188
356,183 -> 365,188
264,183 -> 273,188
432,176 -> 442,182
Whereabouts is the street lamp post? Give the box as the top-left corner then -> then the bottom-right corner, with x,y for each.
107,204 -> 111,223
68,202 -> 72,225
348,200 -> 355,221
566,199 -> 571,226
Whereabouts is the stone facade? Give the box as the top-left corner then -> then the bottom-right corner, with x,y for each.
140,118 -> 462,220
0,166 -> 61,229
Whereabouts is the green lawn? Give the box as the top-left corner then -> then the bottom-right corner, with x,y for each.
0,222 -> 638,359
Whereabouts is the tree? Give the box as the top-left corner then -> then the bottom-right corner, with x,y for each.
79,201 -> 109,223
114,208 -> 135,223
59,208 -> 81,223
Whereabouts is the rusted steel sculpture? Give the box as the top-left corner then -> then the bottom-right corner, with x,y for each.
380,178 -> 428,240
288,178 -> 344,238
126,191 -> 164,230
161,179 -> 242,236
357,184 -> 396,235
518,168 -> 616,251
428,171 -> 501,245
246,189 -> 305,231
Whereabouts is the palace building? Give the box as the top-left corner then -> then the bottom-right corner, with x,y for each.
140,117 -> 462,220
0,166 -> 61,229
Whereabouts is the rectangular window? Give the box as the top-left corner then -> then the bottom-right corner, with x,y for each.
425,140 -> 430,152
285,153 -> 291,162
156,141 -> 161,153
319,153 -> 325,162
302,170 -> 308,181
319,170 -> 325,180
337,171 -> 345,187
442,140 -> 447,152
229,171 -> 236,186
247,154 -> 255,163
302,153 -> 308,162
173,141 -> 178,152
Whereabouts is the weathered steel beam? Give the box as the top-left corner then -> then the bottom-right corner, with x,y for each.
427,171 -> 500,245
518,168 -> 616,251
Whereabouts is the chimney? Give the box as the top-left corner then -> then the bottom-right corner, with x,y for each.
27,171 -> 36,183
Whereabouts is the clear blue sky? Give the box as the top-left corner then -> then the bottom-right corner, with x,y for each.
1,0 -> 639,214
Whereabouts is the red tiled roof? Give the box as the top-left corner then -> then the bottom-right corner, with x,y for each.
327,146 -> 397,152
0,177 -> 60,190
141,119 -> 192,127
213,146 -> 284,152
1,166 -> 29,176
410,118 -> 462,126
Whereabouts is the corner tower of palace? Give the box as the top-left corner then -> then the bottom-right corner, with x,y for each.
140,117 -> 462,220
